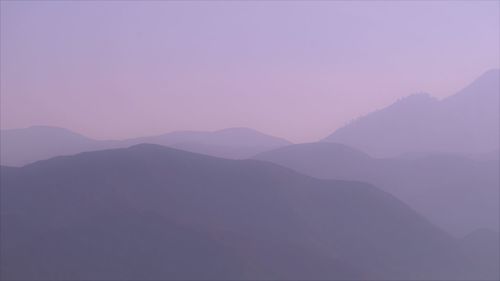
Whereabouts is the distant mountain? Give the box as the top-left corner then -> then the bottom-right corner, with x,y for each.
0,126 -> 117,167
255,142 -> 499,236
0,145 -> 477,280
323,69 -> 500,157
124,127 -> 291,159
0,126 -> 290,166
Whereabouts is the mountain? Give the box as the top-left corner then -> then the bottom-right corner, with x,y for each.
0,126 -> 290,166
0,144 -> 477,280
460,228 -> 500,279
323,69 -> 500,157
254,142 -> 499,237
0,126 -> 117,167
124,127 -> 291,159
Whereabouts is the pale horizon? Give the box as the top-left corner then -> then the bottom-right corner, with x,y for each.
1,2 -> 499,280
1,1 -> 499,142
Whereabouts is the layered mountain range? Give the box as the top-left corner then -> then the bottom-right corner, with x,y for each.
1,69 -> 498,280
0,127 -> 290,166
0,144 -> 484,280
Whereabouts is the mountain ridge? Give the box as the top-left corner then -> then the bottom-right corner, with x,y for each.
0,127 -> 291,166
255,142 -> 499,236
1,144 -> 476,280
323,69 -> 500,157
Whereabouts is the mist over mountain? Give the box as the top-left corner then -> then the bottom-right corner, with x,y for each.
123,127 -> 291,159
1,1 -> 498,280
0,126 -> 116,167
0,127 -> 290,166
323,69 -> 500,157
3,70 -> 497,165
255,142 -> 499,236
0,144 -> 482,280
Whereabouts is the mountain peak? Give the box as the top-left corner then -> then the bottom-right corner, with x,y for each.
127,143 -> 170,151
213,127 -> 292,144
214,127 -> 258,133
392,93 -> 437,107
1,125 -> 93,141
323,69 -> 499,157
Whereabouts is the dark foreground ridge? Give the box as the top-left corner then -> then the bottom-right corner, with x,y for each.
1,144 -> 488,280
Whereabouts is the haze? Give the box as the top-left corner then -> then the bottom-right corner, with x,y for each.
1,1 -> 499,142
1,1 -> 499,280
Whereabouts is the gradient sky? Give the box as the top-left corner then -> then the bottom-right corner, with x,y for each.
1,1 -> 498,142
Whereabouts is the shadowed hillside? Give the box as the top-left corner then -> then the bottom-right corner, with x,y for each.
255,142 -> 499,237
0,144 -> 477,280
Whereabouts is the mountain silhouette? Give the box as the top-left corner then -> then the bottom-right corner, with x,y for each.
255,142 -> 499,237
0,127 -> 290,166
323,69 -> 500,157
0,126 -> 116,167
0,144 -> 477,280
123,127 -> 291,159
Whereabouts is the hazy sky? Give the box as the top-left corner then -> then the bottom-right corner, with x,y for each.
1,1 -> 498,142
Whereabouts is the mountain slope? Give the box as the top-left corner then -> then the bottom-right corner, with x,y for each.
460,228 -> 500,279
323,69 -> 500,157
0,127 -> 290,166
124,127 -> 292,159
255,142 -> 499,237
0,126 -> 108,167
0,144 -> 475,280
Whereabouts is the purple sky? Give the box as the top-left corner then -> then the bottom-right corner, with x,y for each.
1,1 -> 498,142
